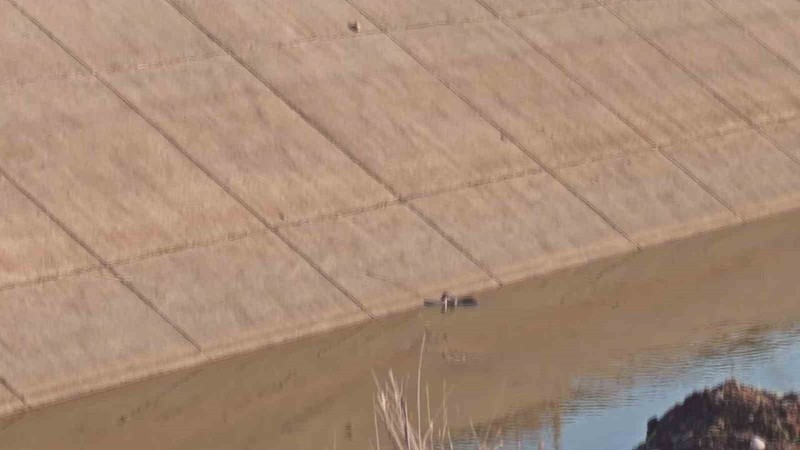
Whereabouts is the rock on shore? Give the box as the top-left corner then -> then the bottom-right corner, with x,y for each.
636,379 -> 800,450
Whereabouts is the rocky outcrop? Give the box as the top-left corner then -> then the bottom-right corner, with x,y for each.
636,379 -> 800,450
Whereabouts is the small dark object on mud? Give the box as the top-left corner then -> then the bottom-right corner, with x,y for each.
636,379 -> 800,450
348,20 -> 361,33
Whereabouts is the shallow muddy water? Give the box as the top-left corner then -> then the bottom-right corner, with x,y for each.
447,324 -> 800,450
1,209 -> 800,450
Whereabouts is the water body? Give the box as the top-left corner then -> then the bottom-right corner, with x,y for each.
1,209 -> 799,450
449,325 -> 800,450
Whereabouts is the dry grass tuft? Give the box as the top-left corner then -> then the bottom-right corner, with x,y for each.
372,335 -> 503,450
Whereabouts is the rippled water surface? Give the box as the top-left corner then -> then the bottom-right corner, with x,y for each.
448,325 -> 800,450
